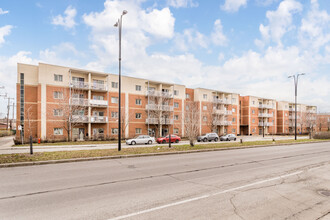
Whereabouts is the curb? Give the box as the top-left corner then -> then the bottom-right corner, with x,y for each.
1,140 -> 329,168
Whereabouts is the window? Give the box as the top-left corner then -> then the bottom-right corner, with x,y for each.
203,105 -> 207,110
232,108 -> 236,113
54,128 -> 63,135
232,117 -> 236,122
252,101 -> 255,105
174,102 -> 179,108
285,113 -> 288,116
136,99 -> 142,105
252,110 -> 255,114
232,128 -> 236,133
53,109 -> 63,116
186,105 -> 189,110
111,128 -> 118,134
111,82 -> 118,88
252,128 -> 255,132
203,116 -> 207,121
252,119 -> 255,123
53,91 -> 63,99
232,98 -> 236,103
174,90 -> 179,96
203,94 -> 207,100
136,85 -> 141,91
111,112 -> 118,118
186,94 -> 190,99
136,113 -> 142,119
174,115 -> 179,120
111,97 -> 118,103
136,128 -> 142,134
93,95 -> 104,100
54,74 -> 63,82
174,128 -> 179,134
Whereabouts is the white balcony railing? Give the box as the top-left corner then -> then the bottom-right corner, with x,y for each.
91,83 -> 107,91
146,104 -> 174,111
258,122 -> 274,126
258,104 -> 273,109
214,121 -> 232,126
146,90 -> 173,98
213,109 -> 232,115
71,115 -> 89,123
89,99 -> 108,107
213,98 -> 231,105
145,118 -> 174,124
70,98 -> 89,106
71,81 -> 89,89
258,113 -> 274,117
90,116 -> 108,123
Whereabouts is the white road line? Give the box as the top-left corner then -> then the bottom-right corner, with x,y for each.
108,170 -> 303,220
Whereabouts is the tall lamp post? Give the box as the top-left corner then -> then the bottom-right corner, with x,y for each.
288,73 -> 305,140
114,10 -> 128,151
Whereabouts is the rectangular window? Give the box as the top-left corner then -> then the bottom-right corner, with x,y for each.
252,101 -> 255,104
111,128 -> 118,134
232,108 -> 236,113
174,115 -> 179,120
174,128 -> 179,134
252,110 -> 255,114
20,73 -> 25,137
232,128 -> 236,133
136,85 -> 141,91
93,95 -> 104,100
136,113 -> 142,119
54,128 -> 63,135
232,117 -> 236,122
174,102 -> 179,108
135,128 -> 142,134
53,91 -> 63,99
136,99 -> 142,105
111,97 -> 118,103
53,109 -> 63,116
54,74 -> 63,82
252,119 -> 255,123
203,116 -> 207,121
203,94 -> 207,100
112,82 -> 118,88
111,112 -> 118,118
203,105 -> 207,110
174,90 -> 179,96
252,128 -> 255,132
186,94 -> 190,99
232,98 -> 236,103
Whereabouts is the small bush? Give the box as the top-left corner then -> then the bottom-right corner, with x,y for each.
313,132 -> 330,139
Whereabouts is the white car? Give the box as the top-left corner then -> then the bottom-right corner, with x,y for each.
126,135 -> 155,145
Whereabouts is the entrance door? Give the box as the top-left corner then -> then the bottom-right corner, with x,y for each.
78,128 -> 85,140
162,128 -> 168,137
259,128 -> 263,135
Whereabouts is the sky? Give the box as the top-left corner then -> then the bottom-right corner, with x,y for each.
0,0 -> 330,118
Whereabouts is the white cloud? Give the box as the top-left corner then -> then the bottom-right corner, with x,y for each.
52,5 -> 77,29
211,19 -> 227,46
257,0 -> 302,45
174,28 -> 208,51
0,8 -> 9,15
221,0 -> 247,12
0,25 -> 13,46
255,0 -> 280,7
167,0 -> 198,8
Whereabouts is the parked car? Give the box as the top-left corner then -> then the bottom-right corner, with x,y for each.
220,134 -> 237,141
197,133 -> 219,142
157,135 -> 181,144
126,135 -> 155,145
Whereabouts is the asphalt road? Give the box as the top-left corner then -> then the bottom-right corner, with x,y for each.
0,142 -> 329,219
0,135 -> 307,154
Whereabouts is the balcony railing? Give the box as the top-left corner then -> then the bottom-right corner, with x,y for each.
258,113 -> 274,117
213,121 -> 232,126
89,99 -> 108,107
91,83 -> 107,91
71,115 -> 89,123
213,98 -> 231,105
71,81 -> 89,90
289,115 -> 300,120
90,116 -> 108,123
146,104 -> 174,111
289,123 -> 301,127
213,109 -> 232,115
145,118 -> 174,124
70,98 -> 89,106
258,122 -> 274,126
146,90 -> 173,98
258,104 -> 273,109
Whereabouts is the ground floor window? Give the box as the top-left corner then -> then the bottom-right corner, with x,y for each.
111,128 -> 118,134
174,128 -> 179,134
232,128 -> 236,133
54,128 -> 63,135
136,128 -> 142,134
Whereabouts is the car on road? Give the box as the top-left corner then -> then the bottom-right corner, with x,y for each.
126,135 -> 155,145
220,134 -> 237,141
197,133 -> 219,142
156,135 -> 181,144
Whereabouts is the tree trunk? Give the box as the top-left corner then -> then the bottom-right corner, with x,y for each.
190,139 -> 194,147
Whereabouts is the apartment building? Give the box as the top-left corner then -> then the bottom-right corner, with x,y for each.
316,113 -> 330,131
240,96 -> 277,135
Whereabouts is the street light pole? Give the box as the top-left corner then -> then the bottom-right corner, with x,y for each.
288,73 -> 305,140
114,10 -> 127,151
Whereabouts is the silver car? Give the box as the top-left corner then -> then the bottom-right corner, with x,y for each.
220,134 -> 237,141
126,135 -> 155,145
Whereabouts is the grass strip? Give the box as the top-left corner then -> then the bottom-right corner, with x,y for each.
1,138 -> 327,164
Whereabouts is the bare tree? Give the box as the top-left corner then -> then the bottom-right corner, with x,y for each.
316,115 -> 328,132
205,102 -> 218,133
184,101 -> 200,147
304,111 -> 317,138
120,108 -> 136,139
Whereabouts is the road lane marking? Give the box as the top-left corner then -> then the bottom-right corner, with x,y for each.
108,170 -> 303,220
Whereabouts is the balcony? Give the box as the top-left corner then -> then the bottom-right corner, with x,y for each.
145,118 -> 174,124
258,122 -> 274,126
70,98 -> 89,106
146,90 -> 173,98
258,104 -> 273,109
89,99 -> 108,107
91,83 -> 107,92
307,110 -> 316,113
71,115 -> 89,123
71,81 -> 89,90
213,109 -> 232,115
213,98 -> 231,105
258,113 -> 274,117
289,123 -> 301,127
214,121 -> 232,126
91,116 -> 108,123
289,115 -> 300,120
146,104 -> 174,111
